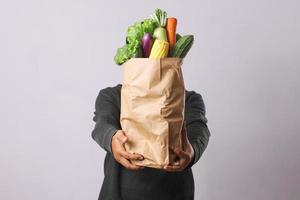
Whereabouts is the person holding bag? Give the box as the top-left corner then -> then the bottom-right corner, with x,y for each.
92,8 -> 211,200
91,83 -> 211,200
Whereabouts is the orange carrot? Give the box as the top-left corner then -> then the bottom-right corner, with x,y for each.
166,17 -> 177,49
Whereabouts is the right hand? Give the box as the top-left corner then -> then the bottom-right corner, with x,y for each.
111,130 -> 145,170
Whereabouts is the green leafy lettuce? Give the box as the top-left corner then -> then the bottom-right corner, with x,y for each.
114,40 -> 140,65
114,18 -> 157,65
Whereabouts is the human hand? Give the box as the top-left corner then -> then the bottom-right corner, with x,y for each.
111,130 -> 145,170
163,125 -> 195,172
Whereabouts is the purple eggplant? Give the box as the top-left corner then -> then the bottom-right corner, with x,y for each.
141,33 -> 154,58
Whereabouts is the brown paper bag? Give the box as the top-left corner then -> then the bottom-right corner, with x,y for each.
120,58 -> 185,169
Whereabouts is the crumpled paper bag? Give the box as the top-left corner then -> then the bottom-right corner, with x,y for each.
120,58 -> 185,169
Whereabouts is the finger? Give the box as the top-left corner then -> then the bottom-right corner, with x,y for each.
117,131 -> 128,144
163,158 -> 189,172
120,151 -> 144,161
173,147 -> 189,160
116,137 -> 144,160
119,157 -> 144,170
163,164 -> 182,172
172,147 -> 190,167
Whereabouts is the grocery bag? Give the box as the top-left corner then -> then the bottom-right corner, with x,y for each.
120,58 -> 185,169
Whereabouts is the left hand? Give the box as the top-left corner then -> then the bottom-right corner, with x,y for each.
163,125 -> 195,172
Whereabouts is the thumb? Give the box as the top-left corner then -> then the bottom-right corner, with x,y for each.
118,130 -> 128,144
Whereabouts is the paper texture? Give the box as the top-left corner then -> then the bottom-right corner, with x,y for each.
120,58 -> 185,169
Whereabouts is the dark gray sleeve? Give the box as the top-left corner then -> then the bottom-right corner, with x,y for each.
91,88 -> 121,153
184,92 -> 211,170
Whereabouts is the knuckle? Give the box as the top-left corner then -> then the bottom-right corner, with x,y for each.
122,161 -> 129,168
124,154 -> 130,159
127,155 -> 134,160
116,155 -> 122,162
125,152 -> 140,160
131,167 -> 139,170
128,163 -> 139,170
122,152 -> 130,158
130,154 -> 139,160
135,154 -> 142,159
125,164 -> 130,169
135,166 -> 142,170
127,164 -> 135,170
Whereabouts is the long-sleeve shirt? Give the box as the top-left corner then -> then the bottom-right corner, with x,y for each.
91,84 -> 211,200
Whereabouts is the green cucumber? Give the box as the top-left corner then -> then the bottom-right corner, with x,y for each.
170,35 -> 194,58
175,33 -> 182,42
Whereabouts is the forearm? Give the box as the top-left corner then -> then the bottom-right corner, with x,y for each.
92,122 -> 119,153
91,89 -> 121,154
184,91 -> 211,169
189,123 -> 210,164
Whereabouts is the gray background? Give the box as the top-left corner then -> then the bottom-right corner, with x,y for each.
0,0 -> 299,199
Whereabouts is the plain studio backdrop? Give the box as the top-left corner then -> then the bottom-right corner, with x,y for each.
0,0 -> 299,199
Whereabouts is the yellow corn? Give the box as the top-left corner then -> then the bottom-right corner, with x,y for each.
149,39 -> 169,59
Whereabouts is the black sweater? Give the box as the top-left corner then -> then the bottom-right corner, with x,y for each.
91,84 -> 211,200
